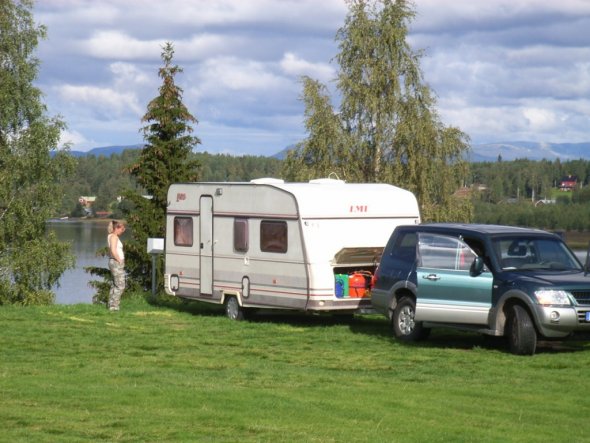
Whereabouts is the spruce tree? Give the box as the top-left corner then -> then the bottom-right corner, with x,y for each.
123,42 -> 200,291
0,0 -> 75,304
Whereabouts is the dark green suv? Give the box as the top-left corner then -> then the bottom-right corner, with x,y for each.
371,223 -> 590,355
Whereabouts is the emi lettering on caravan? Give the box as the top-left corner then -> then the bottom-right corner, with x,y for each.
349,205 -> 368,213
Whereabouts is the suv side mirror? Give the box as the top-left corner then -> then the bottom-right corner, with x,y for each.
470,256 -> 485,276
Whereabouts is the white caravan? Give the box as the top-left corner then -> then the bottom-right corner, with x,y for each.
164,178 -> 420,319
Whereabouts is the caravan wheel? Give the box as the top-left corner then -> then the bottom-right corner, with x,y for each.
225,296 -> 245,321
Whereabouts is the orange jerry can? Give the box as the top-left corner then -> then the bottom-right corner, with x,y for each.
348,273 -> 367,298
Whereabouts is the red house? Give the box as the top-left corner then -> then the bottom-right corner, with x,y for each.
559,175 -> 578,191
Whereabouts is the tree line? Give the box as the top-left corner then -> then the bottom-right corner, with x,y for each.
474,201 -> 590,232
65,150 -> 590,230
470,158 -> 590,231
470,158 -> 590,203
60,150 -> 282,217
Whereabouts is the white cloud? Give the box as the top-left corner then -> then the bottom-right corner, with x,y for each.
116,0 -> 346,30
195,56 -> 290,95
523,107 -> 558,131
34,0 -> 590,153
37,1 -> 119,27
79,31 -> 164,60
79,30 -> 245,62
413,0 -> 590,32
174,34 -> 246,60
280,52 -> 335,82
109,62 -> 152,89
58,128 -> 91,149
56,84 -> 143,116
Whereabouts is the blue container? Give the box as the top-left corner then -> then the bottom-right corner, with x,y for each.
335,274 -> 349,298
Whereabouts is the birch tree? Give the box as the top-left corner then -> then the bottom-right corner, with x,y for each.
283,0 -> 472,221
0,0 -> 75,304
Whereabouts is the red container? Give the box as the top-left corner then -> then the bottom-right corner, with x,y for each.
349,273 -> 366,298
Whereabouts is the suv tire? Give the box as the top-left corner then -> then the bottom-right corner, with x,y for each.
507,304 -> 537,355
392,296 -> 430,341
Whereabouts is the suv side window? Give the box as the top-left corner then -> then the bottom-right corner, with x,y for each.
418,233 -> 476,271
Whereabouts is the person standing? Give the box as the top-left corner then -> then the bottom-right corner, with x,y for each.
107,220 -> 126,311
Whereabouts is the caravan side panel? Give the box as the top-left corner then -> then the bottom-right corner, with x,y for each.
164,183 -> 310,310
165,184 -> 203,300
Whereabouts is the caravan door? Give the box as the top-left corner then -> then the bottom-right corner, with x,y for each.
199,195 -> 214,295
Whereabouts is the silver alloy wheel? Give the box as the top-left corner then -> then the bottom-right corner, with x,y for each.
226,296 -> 240,320
398,305 -> 415,335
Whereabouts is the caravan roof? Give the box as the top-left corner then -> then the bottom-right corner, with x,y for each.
168,180 -> 420,220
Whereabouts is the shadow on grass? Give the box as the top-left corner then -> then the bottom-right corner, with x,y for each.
387,330 -> 590,355
149,293 -> 393,337
148,294 -> 590,354
147,293 -> 225,317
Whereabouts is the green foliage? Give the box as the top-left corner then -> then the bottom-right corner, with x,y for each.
473,201 -> 590,231
85,263 -> 112,305
470,158 -> 590,202
1,299 -> 589,441
572,185 -> 590,204
122,42 -> 201,290
58,149 -> 140,216
471,158 -> 590,232
283,0 -> 471,222
60,150 -> 282,217
0,0 -> 75,305
198,152 -> 282,181
283,77 -> 350,181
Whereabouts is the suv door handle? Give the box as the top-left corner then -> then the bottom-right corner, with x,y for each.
423,274 -> 441,281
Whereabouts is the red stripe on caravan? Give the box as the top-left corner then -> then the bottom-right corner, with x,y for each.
215,284 -> 306,297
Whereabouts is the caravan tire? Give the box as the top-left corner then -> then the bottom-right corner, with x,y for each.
225,296 -> 245,321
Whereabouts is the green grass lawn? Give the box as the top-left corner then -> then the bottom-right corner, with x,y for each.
1,294 -> 590,442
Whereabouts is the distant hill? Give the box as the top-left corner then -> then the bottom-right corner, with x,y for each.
272,145 -> 296,160
67,141 -> 590,162
68,144 -> 143,158
273,141 -> 590,162
469,141 -> 590,162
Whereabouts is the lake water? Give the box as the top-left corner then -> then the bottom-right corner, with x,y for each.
47,220 -> 128,304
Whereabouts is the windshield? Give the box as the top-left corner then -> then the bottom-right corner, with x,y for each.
492,236 -> 582,271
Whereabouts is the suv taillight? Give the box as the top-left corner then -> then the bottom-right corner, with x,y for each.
371,266 -> 379,288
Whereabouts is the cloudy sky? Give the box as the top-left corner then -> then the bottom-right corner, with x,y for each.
34,0 -> 590,156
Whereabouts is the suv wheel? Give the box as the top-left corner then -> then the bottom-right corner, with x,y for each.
392,296 -> 430,341
507,304 -> 537,355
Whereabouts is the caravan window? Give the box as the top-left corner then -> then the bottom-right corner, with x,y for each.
174,217 -> 193,247
234,218 -> 249,252
260,220 -> 287,253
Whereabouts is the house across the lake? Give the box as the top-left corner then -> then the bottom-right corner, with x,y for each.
559,175 -> 578,191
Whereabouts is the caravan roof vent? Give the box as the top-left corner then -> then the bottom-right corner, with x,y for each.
309,178 -> 346,185
250,177 -> 285,184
